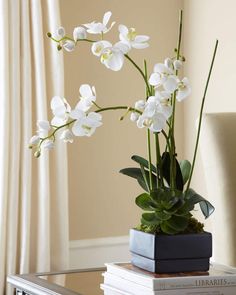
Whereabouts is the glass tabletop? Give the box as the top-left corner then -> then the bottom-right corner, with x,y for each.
38,270 -> 104,295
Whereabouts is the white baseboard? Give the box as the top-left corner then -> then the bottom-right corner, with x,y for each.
69,235 -> 130,269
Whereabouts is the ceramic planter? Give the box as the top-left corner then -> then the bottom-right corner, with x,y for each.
129,228 -> 212,273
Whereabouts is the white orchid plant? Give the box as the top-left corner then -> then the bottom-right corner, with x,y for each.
30,11 -> 218,235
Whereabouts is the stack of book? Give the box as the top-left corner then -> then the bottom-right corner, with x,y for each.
101,262 -> 236,295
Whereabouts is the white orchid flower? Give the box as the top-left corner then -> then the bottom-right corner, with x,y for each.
130,100 -> 146,122
137,109 -> 167,133
119,25 -> 149,49
176,77 -> 191,101
42,139 -> 54,150
136,94 -> 171,133
91,40 -> 112,56
72,112 -> 102,137
100,42 -> 129,71
73,26 -> 87,41
55,27 -> 65,39
51,96 -> 71,126
37,120 -> 51,137
60,129 -> 74,143
149,63 -> 178,93
63,40 -> 75,52
29,135 -> 40,146
154,91 -> 172,119
74,84 -> 96,112
83,11 -> 115,35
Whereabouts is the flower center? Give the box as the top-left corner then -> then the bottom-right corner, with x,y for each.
143,118 -> 152,127
101,49 -> 112,61
127,28 -> 137,41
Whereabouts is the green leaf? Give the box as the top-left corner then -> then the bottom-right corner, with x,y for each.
155,211 -> 171,221
185,188 -> 215,218
141,212 -> 161,226
162,152 -> 184,191
165,198 -> 185,213
180,160 -> 191,185
131,155 -> 156,173
119,167 -> 148,191
135,193 -> 157,211
160,222 -> 178,234
119,167 -> 157,193
166,215 -> 189,232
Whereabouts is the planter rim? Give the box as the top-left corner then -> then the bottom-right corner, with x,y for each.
130,228 -> 211,237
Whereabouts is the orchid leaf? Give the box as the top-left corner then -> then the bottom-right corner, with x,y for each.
131,155 -> 156,173
180,160 -> 191,185
185,188 -> 215,218
162,152 -> 184,191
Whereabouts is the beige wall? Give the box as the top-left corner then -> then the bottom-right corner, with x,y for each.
183,0 -> 236,229
59,0 -> 184,240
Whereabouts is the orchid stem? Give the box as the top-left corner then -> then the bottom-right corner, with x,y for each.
186,39 -> 219,191
125,54 -> 151,96
144,60 -> 153,191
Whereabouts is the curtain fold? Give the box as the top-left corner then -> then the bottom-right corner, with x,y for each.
0,0 -> 69,294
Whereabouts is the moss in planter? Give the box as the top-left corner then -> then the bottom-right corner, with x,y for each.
136,217 -> 204,235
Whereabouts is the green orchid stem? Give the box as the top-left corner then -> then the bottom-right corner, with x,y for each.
169,9 -> 183,191
144,59 -> 153,191
125,54 -> 152,96
147,130 -> 153,191
48,34 -> 95,44
186,39 -> 219,191
95,105 -> 142,114
155,133 -> 163,187
40,105 -> 142,146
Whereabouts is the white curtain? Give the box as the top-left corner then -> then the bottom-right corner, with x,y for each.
0,0 -> 69,294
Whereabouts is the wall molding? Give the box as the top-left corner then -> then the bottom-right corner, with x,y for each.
69,235 -> 130,269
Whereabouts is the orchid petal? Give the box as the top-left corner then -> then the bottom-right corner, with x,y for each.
103,11 -> 112,26
132,42 -> 149,49
118,24 -> 129,35
134,35 -> 149,42
149,72 -> 161,86
114,41 -> 130,54
163,76 -> 178,93
37,120 -> 50,131
79,84 -> 93,99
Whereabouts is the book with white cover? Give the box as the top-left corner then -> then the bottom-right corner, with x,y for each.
101,283 -> 236,295
105,262 -> 236,291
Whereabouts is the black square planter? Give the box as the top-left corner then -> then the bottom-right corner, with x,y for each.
129,228 -> 212,273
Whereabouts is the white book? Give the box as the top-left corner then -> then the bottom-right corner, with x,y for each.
105,262 -> 236,291
101,283 -> 236,295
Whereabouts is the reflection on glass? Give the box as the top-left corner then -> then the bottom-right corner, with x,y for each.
39,271 -> 104,295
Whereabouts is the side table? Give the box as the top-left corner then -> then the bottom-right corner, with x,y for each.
7,267 -> 105,295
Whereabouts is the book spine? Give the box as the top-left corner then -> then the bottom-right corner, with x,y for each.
105,266 -> 236,290
101,284 -> 236,295
153,277 -> 236,290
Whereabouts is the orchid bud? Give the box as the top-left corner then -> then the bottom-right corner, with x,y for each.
34,150 -> 41,158
63,40 -> 75,52
130,112 -> 139,122
164,58 -> 173,69
73,26 -> 87,41
47,32 -> 52,38
57,44 -> 62,51
29,135 -> 40,146
43,140 -> 54,150
174,60 -> 182,70
56,27 -> 65,38
60,129 -> 73,143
